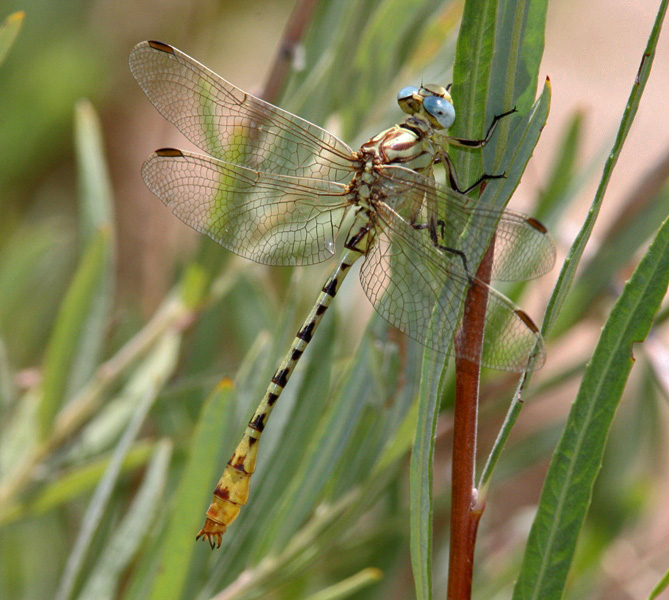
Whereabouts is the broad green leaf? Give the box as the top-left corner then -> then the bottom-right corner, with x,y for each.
513,215 -> 669,598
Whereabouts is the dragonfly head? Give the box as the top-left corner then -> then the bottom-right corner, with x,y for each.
397,84 -> 455,130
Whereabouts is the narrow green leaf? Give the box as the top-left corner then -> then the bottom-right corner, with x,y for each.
55,330 -> 179,600
535,111 -> 584,223
648,566 -> 669,599
513,215 -> 669,598
544,0 -> 669,337
74,98 -> 114,244
68,100 -> 116,399
558,188 -> 669,332
305,567 -> 384,600
0,11 -> 24,66
147,379 -> 235,600
409,347 -> 443,600
245,310 -> 336,558
40,227 -> 112,439
76,441 -> 172,600
0,441 -> 155,526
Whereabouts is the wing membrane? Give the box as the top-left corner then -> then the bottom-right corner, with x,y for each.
376,166 -> 556,281
360,201 -> 545,371
143,149 -> 349,266
129,41 -> 355,182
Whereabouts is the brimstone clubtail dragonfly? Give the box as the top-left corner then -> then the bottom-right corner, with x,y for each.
129,40 -> 555,548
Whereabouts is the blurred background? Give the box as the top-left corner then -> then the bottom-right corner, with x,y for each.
0,1 -> 668,599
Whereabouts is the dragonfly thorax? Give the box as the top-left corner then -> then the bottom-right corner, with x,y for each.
359,121 -> 438,174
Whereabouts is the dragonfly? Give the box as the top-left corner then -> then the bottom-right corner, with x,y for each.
129,40 -> 555,549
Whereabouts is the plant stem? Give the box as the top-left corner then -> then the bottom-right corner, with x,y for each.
260,0 -> 319,103
447,240 -> 494,599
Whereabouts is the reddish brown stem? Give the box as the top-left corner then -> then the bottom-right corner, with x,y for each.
447,239 -> 495,599
261,0 -> 319,103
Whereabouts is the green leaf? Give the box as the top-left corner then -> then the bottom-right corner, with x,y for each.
513,215 -> 669,598
67,100 -> 116,399
76,441 -> 172,600
147,379 -> 235,600
55,331 -> 179,600
535,110 -> 584,224
304,567 -> 384,600
0,441 -> 155,526
252,317 -> 378,555
39,227 -> 112,439
544,0 -> 669,338
74,99 -> 114,244
0,11 -> 24,66
0,336 -> 15,408
409,347 -> 443,600
649,566 -> 669,599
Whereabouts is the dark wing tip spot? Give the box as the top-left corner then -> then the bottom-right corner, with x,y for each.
155,148 -> 184,157
148,40 -> 174,53
526,217 -> 548,234
516,309 -> 540,333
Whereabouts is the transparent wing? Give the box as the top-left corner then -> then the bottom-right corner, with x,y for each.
375,166 -> 556,281
129,41 -> 355,182
359,170 -> 546,371
143,149 -> 350,266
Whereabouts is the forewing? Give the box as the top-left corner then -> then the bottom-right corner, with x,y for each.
129,41 -> 355,182
143,149 -> 349,266
376,166 -> 556,281
360,201 -> 545,371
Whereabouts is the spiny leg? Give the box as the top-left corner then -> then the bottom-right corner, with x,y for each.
437,107 -> 516,193
445,107 -> 517,149
410,218 -> 470,275
196,224 -> 370,549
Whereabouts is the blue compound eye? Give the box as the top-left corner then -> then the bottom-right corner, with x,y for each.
423,95 -> 456,129
397,86 -> 420,115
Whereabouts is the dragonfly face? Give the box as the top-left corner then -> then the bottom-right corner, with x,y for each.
398,84 -> 456,129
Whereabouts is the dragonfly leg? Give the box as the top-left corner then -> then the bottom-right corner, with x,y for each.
409,218 -> 472,275
438,244 -> 470,275
438,150 -> 506,194
444,107 -> 517,149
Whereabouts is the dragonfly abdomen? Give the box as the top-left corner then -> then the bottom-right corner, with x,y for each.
196,227 -> 369,548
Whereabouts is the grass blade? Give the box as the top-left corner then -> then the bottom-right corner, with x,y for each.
55,331 -> 179,600
75,441 -> 172,600
39,227 -> 112,439
513,214 -> 669,598
148,380 -> 235,600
